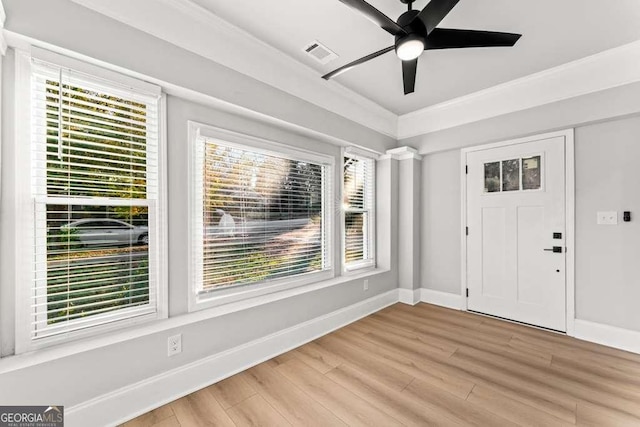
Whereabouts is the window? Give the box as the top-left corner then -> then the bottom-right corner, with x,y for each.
343,153 -> 375,270
16,55 -> 164,351
484,155 -> 542,193
190,124 -> 333,308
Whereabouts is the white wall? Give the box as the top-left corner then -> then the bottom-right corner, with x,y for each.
421,150 -> 461,294
405,85 -> 640,333
574,117 -> 640,331
0,0 -> 400,417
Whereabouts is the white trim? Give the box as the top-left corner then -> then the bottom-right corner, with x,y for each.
344,145 -> 380,160
398,288 -> 421,306
157,93 -> 170,321
69,0 -> 398,139
31,47 -> 161,97
574,320 -> 640,355
64,289 -> 400,427
384,146 -> 423,161
564,131 -> 576,336
0,0 -> 6,56
460,129 -> 576,333
195,122 -> 335,166
398,40 -> 640,139
186,121 -> 336,313
0,0 -> 6,26
460,149 -> 468,311
419,289 -> 465,310
13,50 -> 32,355
12,49 -> 168,355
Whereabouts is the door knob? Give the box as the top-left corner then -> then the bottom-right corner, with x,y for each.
543,246 -> 563,253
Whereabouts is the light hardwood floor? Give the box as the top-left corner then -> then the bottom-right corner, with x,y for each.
123,303 -> 640,426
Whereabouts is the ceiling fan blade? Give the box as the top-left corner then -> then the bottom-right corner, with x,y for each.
402,59 -> 418,95
425,28 -> 522,49
417,0 -> 460,35
322,46 -> 395,80
338,0 -> 405,36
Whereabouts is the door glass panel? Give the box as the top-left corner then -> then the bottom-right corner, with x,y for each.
522,155 -> 541,190
502,159 -> 520,192
484,162 -> 500,193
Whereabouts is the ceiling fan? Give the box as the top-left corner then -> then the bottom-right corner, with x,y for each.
322,0 -> 522,95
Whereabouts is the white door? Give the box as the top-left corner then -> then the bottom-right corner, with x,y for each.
466,136 -> 566,331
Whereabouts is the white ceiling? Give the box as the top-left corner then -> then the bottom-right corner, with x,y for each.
189,0 -> 640,115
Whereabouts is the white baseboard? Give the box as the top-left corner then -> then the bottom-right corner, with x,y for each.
573,319 -> 640,355
419,288 -> 464,310
65,289 -> 399,427
398,288 -> 420,305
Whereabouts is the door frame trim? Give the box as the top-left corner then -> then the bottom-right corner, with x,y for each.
460,129 -> 576,335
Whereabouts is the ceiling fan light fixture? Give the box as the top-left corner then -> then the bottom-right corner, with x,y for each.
395,34 -> 425,61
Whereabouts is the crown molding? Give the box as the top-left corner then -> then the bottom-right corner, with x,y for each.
397,39 -> 640,140
70,0 -> 398,139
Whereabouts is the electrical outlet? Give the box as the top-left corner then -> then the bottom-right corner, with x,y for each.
168,334 -> 182,357
363,279 -> 369,291
597,211 -> 618,225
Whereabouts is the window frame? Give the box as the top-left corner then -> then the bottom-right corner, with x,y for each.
187,121 -> 335,312
13,50 -> 168,354
342,148 -> 377,272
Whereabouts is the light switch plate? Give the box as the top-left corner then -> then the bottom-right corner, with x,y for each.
597,211 -> 618,225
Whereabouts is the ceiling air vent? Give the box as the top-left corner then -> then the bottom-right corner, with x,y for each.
303,41 -> 338,65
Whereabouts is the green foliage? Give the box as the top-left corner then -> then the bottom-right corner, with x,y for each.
47,254 -> 149,325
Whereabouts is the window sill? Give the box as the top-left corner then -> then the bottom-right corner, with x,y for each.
0,268 -> 390,375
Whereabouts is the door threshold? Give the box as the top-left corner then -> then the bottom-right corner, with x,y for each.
467,310 -> 566,335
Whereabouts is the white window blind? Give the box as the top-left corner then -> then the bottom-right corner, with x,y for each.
343,154 -> 375,269
28,59 -> 161,343
192,135 -> 331,297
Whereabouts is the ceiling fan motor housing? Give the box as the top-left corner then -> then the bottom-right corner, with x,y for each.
395,10 -> 426,57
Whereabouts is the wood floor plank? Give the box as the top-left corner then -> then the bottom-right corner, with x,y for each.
334,327 -> 475,399
140,416 -> 180,427
170,388 -> 235,427
577,400 -> 640,426
326,363 -> 466,426
551,354 -> 640,389
376,307 -> 512,347
446,350 -> 578,423
453,345 -> 640,418
276,358 -> 404,426
371,310 -> 550,367
345,317 -> 458,357
226,394 -> 291,427
127,303 -> 640,427
122,406 -> 175,427
292,341 -> 343,374
358,330 -> 576,423
467,385 -> 572,427
241,362 -> 346,427
263,352 -> 296,368
314,334 -> 415,391
510,333 -> 640,372
404,379 -> 517,426
207,373 -> 256,410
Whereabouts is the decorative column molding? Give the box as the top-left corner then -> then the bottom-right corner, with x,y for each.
386,147 -> 422,305
381,146 -> 422,161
